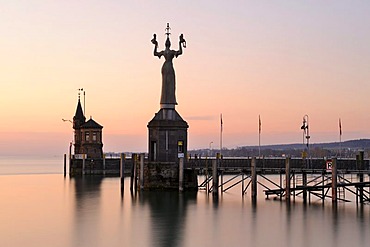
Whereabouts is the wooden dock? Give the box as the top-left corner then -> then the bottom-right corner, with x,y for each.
65,152 -> 370,204
197,156 -> 370,205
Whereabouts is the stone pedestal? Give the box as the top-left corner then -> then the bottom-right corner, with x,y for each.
147,108 -> 188,162
145,108 -> 197,190
139,162 -> 198,190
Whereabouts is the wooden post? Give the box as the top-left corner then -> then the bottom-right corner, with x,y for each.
285,157 -> 291,202
103,153 -> 106,176
179,157 -> 184,192
221,170 -> 224,193
293,171 -> 296,200
130,154 -> 136,192
279,171 -> 283,200
242,172 -> 244,196
82,154 -> 86,175
140,153 -> 144,190
212,155 -> 219,195
64,154 -> 67,177
251,157 -> 257,201
359,151 -> 364,203
206,158 -> 209,193
302,170 -> 307,203
68,142 -> 72,175
322,171 -> 325,203
120,153 -> 125,189
332,158 -> 337,203
134,154 -> 138,192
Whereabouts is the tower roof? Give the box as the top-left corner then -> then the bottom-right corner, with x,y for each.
74,99 -> 85,120
81,117 -> 103,129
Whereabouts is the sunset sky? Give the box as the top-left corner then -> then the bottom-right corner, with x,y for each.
1,1 -> 370,156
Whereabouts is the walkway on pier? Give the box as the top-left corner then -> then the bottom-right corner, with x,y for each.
198,156 -> 370,205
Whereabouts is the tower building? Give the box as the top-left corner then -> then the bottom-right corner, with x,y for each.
73,97 -> 103,159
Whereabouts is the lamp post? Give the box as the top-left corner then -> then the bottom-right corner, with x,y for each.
300,115 -> 310,168
209,141 -> 213,157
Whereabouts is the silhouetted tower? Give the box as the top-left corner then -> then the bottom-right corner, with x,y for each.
73,96 -> 104,158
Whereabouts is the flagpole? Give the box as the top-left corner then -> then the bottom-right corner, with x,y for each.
220,114 -> 223,158
339,118 -> 342,158
258,115 -> 261,158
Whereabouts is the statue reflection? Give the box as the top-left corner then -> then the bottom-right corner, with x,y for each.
137,191 -> 197,247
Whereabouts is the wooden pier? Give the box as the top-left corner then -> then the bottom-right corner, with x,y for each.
67,151 -> 370,204
197,154 -> 370,205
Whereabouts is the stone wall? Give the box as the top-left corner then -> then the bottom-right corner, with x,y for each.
139,162 -> 198,190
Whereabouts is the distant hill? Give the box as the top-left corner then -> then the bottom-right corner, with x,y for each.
189,139 -> 370,158
243,139 -> 370,151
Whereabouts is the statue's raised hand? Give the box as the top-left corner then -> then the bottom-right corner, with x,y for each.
179,34 -> 186,48
151,34 -> 158,46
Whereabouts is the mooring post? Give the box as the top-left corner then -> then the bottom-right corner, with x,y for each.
63,154 -> 67,177
120,153 -> 125,189
205,157 -> 209,192
140,153 -> 144,190
251,157 -> 257,201
103,153 -> 106,176
242,172 -> 245,196
220,170 -> 224,193
322,171 -> 325,203
179,157 -> 184,192
302,170 -> 307,203
332,158 -> 337,203
130,153 -> 136,192
82,154 -> 86,175
134,154 -> 138,192
293,171 -> 296,200
359,151 -> 364,203
212,154 -> 219,195
285,157 -> 291,202
280,171 -> 283,200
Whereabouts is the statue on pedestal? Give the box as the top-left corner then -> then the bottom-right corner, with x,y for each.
151,23 -> 186,109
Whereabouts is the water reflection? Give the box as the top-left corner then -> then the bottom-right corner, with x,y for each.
136,191 -> 197,247
71,176 -> 104,247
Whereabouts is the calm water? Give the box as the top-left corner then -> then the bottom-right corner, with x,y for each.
0,157 -> 369,247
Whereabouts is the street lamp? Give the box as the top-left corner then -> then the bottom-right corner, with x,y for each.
209,141 -> 213,157
300,115 -> 310,168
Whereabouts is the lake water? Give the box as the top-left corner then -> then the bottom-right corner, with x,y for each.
0,156 -> 369,247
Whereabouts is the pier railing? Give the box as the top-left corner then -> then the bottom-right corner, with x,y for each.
186,157 -> 370,171
68,156 -> 370,176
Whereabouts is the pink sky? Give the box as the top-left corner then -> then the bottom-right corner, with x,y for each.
1,1 -> 370,156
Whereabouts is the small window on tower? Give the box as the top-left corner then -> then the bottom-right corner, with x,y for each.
92,132 -> 97,141
85,132 -> 90,141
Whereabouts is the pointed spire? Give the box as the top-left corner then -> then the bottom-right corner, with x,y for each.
73,98 -> 86,129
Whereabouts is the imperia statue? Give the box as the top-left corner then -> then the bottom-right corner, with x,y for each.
151,23 -> 186,108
